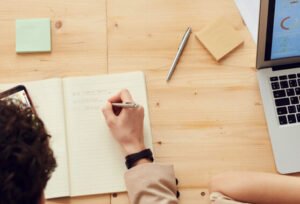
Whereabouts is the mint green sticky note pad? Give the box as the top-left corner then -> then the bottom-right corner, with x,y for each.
16,18 -> 51,53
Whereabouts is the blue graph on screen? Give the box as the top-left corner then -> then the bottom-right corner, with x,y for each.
271,0 -> 300,60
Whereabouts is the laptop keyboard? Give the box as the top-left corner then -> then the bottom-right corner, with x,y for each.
270,73 -> 300,125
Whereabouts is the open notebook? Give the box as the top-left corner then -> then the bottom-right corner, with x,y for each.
0,72 -> 153,199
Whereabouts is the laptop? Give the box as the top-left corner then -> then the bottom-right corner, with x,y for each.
257,0 -> 300,174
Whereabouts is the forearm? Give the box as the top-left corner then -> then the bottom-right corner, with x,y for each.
210,172 -> 300,204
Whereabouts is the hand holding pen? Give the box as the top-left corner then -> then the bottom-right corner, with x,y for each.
102,89 -> 146,156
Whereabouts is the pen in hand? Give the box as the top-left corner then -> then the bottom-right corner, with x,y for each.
111,102 -> 139,108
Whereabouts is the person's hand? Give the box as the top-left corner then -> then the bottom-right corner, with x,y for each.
102,89 -> 146,156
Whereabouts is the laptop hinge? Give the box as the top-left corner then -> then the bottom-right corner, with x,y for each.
272,63 -> 300,71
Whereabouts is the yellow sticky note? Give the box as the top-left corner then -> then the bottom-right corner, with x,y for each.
195,17 -> 244,61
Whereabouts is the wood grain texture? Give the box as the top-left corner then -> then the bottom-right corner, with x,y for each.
0,0 -> 107,84
107,0 -> 275,196
0,0 -> 284,204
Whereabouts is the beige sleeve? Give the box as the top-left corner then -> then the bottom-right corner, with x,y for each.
124,163 -> 178,204
210,192 -> 251,204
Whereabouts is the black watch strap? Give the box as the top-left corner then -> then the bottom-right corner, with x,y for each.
125,149 -> 154,169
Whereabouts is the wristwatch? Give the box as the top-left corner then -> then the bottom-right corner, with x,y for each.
125,149 -> 154,169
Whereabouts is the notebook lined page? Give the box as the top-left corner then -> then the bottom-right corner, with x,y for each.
62,72 -> 153,196
0,79 -> 70,199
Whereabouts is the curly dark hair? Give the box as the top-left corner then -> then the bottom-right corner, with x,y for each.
0,99 -> 57,204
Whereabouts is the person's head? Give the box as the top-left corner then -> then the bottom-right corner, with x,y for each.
0,99 -> 56,204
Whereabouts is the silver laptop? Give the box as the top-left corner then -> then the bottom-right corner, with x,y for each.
257,0 -> 300,174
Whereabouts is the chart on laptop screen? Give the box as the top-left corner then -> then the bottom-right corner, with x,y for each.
271,0 -> 300,60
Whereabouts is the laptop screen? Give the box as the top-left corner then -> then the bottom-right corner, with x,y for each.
265,0 -> 300,60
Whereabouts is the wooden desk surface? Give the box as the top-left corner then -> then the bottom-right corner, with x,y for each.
0,0 -> 277,203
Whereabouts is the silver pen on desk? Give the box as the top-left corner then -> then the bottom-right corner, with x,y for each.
166,27 -> 191,82
111,102 -> 139,108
